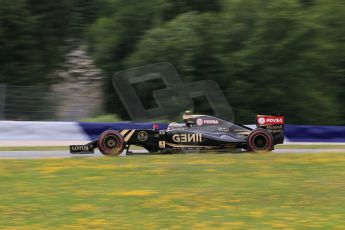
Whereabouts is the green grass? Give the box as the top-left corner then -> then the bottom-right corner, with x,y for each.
0,153 -> 345,229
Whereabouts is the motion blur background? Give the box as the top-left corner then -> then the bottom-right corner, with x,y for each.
0,0 -> 344,124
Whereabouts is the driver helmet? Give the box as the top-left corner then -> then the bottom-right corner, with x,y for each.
183,110 -> 194,126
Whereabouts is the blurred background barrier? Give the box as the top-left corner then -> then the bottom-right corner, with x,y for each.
0,121 -> 168,146
285,125 -> 345,143
78,123 -> 345,143
0,121 -> 344,146
0,83 -> 103,121
0,121 -> 90,146
1,85 -> 57,121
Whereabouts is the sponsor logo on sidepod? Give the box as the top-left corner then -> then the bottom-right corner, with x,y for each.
172,134 -> 202,143
138,131 -> 148,141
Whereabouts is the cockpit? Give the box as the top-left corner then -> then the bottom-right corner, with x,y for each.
167,111 -> 250,134
167,111 -> 224,130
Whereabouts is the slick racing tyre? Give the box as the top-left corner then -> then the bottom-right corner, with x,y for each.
98,130 -> 125,156
247,129 -> 273,152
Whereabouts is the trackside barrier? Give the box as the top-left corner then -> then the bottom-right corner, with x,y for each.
0,121 -> 344,145
0,121 -> 90,146
0,121 -> 89,141
78,123 -> 345,143
285,125 -> 345,143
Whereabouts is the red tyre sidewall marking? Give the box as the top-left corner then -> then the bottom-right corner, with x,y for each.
98,130 -> 125,155
253,134 -> 269,150
248,130 -> 272,151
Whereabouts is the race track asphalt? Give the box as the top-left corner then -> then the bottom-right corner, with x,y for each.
0,149 -> 344,159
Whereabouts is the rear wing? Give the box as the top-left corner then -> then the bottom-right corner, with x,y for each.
256,114 -> 285,144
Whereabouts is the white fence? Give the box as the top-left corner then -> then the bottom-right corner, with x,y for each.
0,121 -> 89,146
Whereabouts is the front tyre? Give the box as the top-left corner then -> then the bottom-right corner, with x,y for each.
98,130 -> 125,156
247,129 -> 273,152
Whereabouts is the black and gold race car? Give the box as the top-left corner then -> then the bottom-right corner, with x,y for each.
70,112 -> 285,156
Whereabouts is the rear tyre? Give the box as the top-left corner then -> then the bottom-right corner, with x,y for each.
98,130 -> 125,156
247,129 -> 273,152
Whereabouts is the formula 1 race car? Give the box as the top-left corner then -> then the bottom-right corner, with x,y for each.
70,112 -> 285,156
